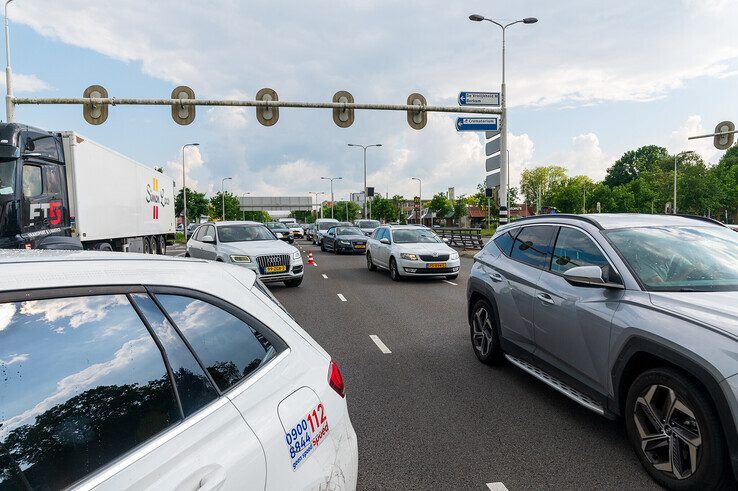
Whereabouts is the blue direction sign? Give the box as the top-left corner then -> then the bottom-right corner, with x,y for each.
458,91 -> 500,106
456,117 -> 499,132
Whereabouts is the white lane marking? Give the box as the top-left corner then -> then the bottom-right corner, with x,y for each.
486,483 -> 509,491
322,274 -> 328,279
337,293 -> 347,302
443,280 -> 458,286
369,335 -> 392,354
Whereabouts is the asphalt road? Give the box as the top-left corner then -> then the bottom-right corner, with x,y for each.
269,239 -> 658,490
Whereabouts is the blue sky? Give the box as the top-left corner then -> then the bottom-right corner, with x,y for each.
5,0 -> 738,200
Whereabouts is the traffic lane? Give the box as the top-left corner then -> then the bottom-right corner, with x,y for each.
271,242 -> 656,489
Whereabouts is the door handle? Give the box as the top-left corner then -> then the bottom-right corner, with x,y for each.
488,271 -> 504,282
198,466 -> 227,491
537,293 -> 555,305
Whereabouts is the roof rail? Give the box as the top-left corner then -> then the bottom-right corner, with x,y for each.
671,214 -> 728,227
506,214 -> 604,230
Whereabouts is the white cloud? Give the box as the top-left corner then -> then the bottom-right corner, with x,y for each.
19,295 -> 127,332
165,144 -> 204,191
668,115 -> 722,163
0,73 -> 52,93
0,353 -> 28,366
0,303 -> 16,331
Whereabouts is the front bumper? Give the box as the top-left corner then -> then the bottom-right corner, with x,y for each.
233,259 -> 304,283
398,257 -> 461,275
335,242 -> 367,254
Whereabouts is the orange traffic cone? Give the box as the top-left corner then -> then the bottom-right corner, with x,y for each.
307,250 -> 317,266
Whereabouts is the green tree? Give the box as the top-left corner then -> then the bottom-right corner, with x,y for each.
175,187 -> 209,223
507,187 -> 520,206
369,195 -> 397,222
520,166 -> 568,206
242,211 -> 271,222
323,200 -> 360,221
548,176 -> 594,213
604,145 -> 669,188
428,192 -> 452,219
452,196 -> 468,223
289,210 -> 314,223
209,191 -> 241,221
391,195 -> 406,224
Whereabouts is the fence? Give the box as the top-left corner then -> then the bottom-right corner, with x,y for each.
434,228 -> 485,250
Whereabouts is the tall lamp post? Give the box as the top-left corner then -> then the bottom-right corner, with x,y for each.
673,150 -> 695,214
241,192 -> 250,220
4,0 -> 14,122
411,177 -> 422,224
181,143 -> 199,232
309,191 -> 326,219
221,177 -> 232,220
320,176 -> 343,219
469,13 -> 537,225
348,143 -> 382,219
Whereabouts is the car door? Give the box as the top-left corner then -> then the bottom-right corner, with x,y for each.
187,226 -> 204,258
533,226 -> 624,395
326,227 -> 337,251
199,225 -> 218,261
374,228 -> 390,267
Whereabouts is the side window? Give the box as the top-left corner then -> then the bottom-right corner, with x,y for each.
155,294 -> 281,391
44,165 -> 63,197
327,227 -> 335,236
510,225 -> 556,269
0,295 -> 181,490
193,226 -> 204,241
22,165 -> 42,198
130,294 -> 219,416
551,227 -> 610,274
205,225 -> 216,240
23,134 -> 59,160
371,228 -> 382,239
493,228 -> 519,256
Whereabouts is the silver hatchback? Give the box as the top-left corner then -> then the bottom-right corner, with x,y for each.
467,214 -> 738,489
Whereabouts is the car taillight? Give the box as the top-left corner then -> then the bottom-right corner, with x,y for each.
328,360 -> 345,398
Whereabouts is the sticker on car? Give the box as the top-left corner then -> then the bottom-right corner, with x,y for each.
285,402 -> 330,471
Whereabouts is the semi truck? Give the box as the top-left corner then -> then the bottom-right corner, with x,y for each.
0,123 -> 175,252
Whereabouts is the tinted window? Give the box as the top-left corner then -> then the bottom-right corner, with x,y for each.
510,225 -> 556,269
0,161 -> 15,196
24,134 -> 59,160
217,225 -> 275,242
44,166 -> 62,197
131,294 -> 219,416
156,295 -> 278,391
493,228 -> 519,256
0,295 -> 181,490
551,227 -> 610,274
22,165 -> 42,198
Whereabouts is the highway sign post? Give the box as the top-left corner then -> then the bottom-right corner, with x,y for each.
455,117 -> 499,132
458,91 -> 500,106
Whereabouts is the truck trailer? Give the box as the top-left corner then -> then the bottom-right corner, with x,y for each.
0,123 -> 175,252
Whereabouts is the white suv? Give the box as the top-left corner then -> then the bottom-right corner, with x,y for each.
0,251 -> 358,490
366,225 -> 460,281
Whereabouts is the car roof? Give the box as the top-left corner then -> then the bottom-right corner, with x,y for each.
501,213 -> 727,231
214,220 -> 264,227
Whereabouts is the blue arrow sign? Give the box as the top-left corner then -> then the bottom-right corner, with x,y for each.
458,91 -> 500,106
456,117 -> 499,132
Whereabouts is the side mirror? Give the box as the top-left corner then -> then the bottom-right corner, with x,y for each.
275,232 -> 283,239
563,265 -> 623,289
380,238 -> 390,245
201,235 -> 215,244
442,237 -> 450,244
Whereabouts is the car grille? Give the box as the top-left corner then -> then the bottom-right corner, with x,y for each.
256,254 -> 291,274
419,254 -> 450,261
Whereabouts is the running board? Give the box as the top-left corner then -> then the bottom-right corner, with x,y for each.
505,354 -> 605,416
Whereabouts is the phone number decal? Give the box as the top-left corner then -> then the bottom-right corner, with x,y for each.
285,403 -> 330,471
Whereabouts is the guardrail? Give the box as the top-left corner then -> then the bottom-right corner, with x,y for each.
434,227 -> 485,250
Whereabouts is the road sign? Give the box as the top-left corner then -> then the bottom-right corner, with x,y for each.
171,86 -> 195,125
256,88 -> 279,126
485,131 -> 500,139
486,170 -> 501,189
714,121 -> 736,150
83,85 -> 108,125
333,90 -> 354,128
486,153 -> 501,172
456,117 -> 499,132
458,91 -> 500,107
486,138 -> 501,156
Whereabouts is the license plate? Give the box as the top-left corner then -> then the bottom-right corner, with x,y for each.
354,244 -> 366,249
428,262 -> 446,269
265,265 -> 287,273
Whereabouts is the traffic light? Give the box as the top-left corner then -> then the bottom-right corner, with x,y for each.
82,85 -> 108,125
714,121 -> 735,150
333,91 -> 355,128
256,88 -> 279,126
406,93 -> 427,130
171,86 -> 196,125
367,187 -> 375,197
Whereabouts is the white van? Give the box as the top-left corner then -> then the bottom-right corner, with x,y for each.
312,218 -> 339,245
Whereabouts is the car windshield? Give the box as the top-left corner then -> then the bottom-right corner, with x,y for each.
268,223 -> 288,231
392,229 -> 442,244
336,227 -> 362,236
218,225 -> 275,242
606,226 -> 738,292
318,222 -> 337,230
0,160 -> 15,196
356,220 -> 379,228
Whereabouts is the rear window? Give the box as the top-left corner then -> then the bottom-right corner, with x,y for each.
493,228 -> 518,256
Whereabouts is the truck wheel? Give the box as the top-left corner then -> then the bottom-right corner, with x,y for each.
157,236 -> 166,255
96,242 -> 113,252
142,237 -> 151,254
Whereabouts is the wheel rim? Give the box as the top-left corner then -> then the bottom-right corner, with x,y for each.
367,253 -> 372,268
391,260 -> 397,278
472,307 -> 494,356
633,384 -> 702,480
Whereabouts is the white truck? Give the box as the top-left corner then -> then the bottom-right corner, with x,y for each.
0,123 -> 175,252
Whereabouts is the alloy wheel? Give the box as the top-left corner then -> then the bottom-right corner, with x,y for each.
633,384 -> 703,480
472,306 -> 494,357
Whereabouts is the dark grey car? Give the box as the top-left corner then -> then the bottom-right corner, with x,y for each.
467,214 -> 738,489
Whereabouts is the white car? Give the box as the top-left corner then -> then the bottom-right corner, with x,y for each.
289,224 -> 305,238
312,218 -> 340,246
354,219 -> 380,237
366,225 -> 460,281
186,221 -> 303,287
0,251 -> 358,490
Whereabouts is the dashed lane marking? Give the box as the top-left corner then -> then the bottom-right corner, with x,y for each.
337,293 -> 347,302
443,280 -> 458,286
369,335 -> 392,354
486,483 -> 509,491
322,274 -> 328,279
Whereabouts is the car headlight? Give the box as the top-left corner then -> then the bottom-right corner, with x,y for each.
339,240 -> 351,245
450,251 -> 459,260
230,255 -> 251,263
292,251 -> 301,260
401,253 -> 418,261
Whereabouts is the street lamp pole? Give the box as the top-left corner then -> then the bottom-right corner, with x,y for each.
411,177 -> 422,224
674,150 -> 695,214
348,143 -> 382,219
469,14 -> 537,225
241,192 -> 250,220
221,177 -> 232,220
4,0 -> 14,122
181,143 -> 199,232
321,176 -> 343,219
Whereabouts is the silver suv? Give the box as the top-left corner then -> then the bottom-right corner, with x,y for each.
467,214 -> 738,489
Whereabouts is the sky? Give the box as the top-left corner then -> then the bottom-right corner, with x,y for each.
4,0 -> 738,202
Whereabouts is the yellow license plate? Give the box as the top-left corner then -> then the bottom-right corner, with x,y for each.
355,244 -> 366,249
265,265 -> 287,273
428,262 -> 446,269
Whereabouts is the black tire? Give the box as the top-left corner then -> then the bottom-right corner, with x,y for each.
469,298 -> 504,365
320,240 -> 326,252
367,252 -> 377,271
446,274 -> 459,280
142,237 -> 151,254
284,277 -> 303,287
157,235 -> 166,255
184,252 -> 191,257
624,367 -> 731,490
96,242 -> 113,252
389,257 -> 402,281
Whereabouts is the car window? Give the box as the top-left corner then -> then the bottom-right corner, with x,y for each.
193,226 -> 205,241
327,227 -> 335,236
510,225 -> 556,269
23,134 -> 59,160
217,225 -> 275,242
392,228 -> 441,244
130,294 -> 220,416
204,225 -> 216,239
154,295 -> 280,391
493,228 -> 519,256
551,227 -> 610,274
337,227 -> 362,236
0,295 -> 181,490
44,165 -> 63,197
22,164 -> 42,198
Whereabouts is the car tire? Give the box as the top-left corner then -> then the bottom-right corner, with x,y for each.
320,240 -> 326,252
158,235 -> 167,255
367,252 -> 377,271
284,277 -> 303,287
389,257 -> 402,281
469,298 -> 504,365
446,274 -> 459,280
624,367 -> 730,490
184,252 -> 190,257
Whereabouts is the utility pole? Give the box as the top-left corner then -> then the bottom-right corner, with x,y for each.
411,177 -> 422,225
321,176 -> 342,219
348,143 -> 381,219
4,0 -> 14,122
181,143 -> 199,232
221,177 -> 232,221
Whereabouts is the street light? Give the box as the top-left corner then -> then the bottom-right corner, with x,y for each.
348,143 -> 382,218
221,177 -> 232,221
309,191 -> 326,219
181,143 -> 199,232
673,150 -> 695,214
320,176 -> 343,219
411,177 -> 422,224
241,192 -> 250,220
468,13 -> 537,225
4,0 -> 14,122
